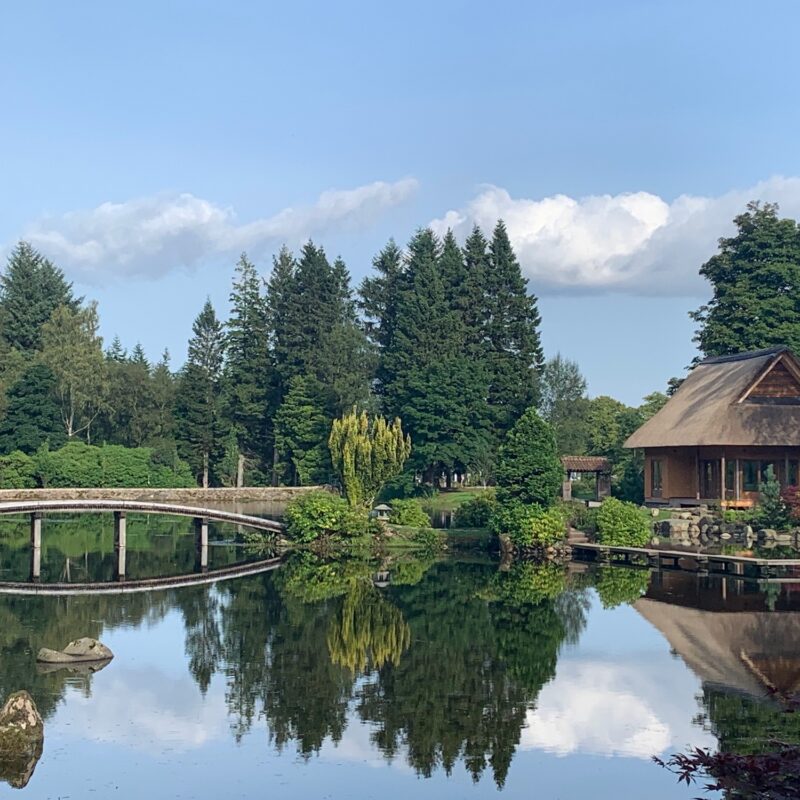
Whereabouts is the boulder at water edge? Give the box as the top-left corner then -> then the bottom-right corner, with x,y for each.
0,691 -> 44,789
37,637 -> 114,664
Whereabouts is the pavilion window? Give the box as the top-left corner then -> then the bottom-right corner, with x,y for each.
651,459 -> 663,497
743,460 -> 760,492
789,460 -> 799,487
725,459 -> 736,497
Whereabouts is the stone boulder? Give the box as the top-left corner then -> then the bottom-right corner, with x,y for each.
36,637 -> 113,664
0,691 -> 44,789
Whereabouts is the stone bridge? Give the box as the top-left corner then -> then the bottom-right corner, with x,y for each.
0,499 -> 285,582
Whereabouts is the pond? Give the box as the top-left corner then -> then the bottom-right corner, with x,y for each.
1,513 -> 797,798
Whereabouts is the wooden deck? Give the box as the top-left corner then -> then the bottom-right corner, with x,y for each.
571,542 -> 800,576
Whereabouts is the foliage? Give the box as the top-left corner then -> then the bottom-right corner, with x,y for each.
490,501 -> 566,548
495,407 -> 561,507
485,562 -> 569,605
539,354 -> 589,455
595,497 -> 650,547
655,745 -> 800,800
453,492 -> 497,528
388,498 -> 431,528
32,441 -> 193,488
594,567 -> 650,608
0,451 -> 37,488
559,501 -> 599,533
691,201 -> 800,357
782,484 -> 800,523
329,408 -> 411,508
408,526 -> 442,554
0,241 -> 80,354
754,465 -> 791,530
283,491 -> 368,543
326,581 -> 411,673
0,364 -> 65,454
274,376 -> 331,485
40,302 -> 107,441
174,299 -> 227,487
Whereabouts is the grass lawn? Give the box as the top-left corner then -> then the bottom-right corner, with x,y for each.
423,488 -> 492,514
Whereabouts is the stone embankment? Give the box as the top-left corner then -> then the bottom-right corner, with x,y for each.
654,508 -> 798,549
0,486 -> 324,504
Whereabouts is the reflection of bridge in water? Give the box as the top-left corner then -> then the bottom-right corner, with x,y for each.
0,499 -> 285,585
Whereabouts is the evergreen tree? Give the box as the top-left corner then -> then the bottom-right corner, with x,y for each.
495,407 -> 561,507
151,350 -> 177,445
273,376 -> 330,485
539,354 -> 590,455
0,242 -> 80,353
224,253 -> 271,479
174,300 -> 227,487
485,221 -> 544,434
691,202 -> 800,357
381,229 -> 486,483
0,364 -> 65,454
359,239 -> 403,350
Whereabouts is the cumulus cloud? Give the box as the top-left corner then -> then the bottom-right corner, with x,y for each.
19,177 -> 418,283
431,176 -> 800,295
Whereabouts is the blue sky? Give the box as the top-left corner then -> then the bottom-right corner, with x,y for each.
2,0 -> 800,404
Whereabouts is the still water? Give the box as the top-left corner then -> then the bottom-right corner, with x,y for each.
1,514 -> 797,799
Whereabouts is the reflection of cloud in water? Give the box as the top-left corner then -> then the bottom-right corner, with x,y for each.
520,659 -> 714,759
50,669 -> 229,753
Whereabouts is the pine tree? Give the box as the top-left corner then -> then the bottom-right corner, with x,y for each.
0,364 -> 66,453
175,300 -> 227,487
0,242 -> 80,353
273,376 -> 330,485
381,229 -> 483,483
151,350 -> 177,444
359,239 -> 403,350
224,253 -> 271,480
691,202 -> 800,357
485,221 -> 544,434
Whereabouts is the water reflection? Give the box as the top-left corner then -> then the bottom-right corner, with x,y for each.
2,539 -> 800,796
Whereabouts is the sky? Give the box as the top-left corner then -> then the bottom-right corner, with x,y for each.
2,0 -> 800,404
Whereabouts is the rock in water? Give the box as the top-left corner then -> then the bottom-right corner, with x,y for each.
36,637 -> 114,664
0,691 -> 44,789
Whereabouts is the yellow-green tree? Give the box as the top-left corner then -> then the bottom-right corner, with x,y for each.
328,409 -> 411,508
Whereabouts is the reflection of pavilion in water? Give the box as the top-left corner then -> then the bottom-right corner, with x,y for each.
636,572 -> 800,699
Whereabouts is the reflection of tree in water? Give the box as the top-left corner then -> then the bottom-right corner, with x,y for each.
327,581 -> 411,673
355,561 -> 590,787
0,591 -> 173,719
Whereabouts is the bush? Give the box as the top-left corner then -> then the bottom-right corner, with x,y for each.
453,492 -> 496,528
596,497 -> 650,547
595,567 -> 650,608
389,498 -> 431,528
0,451 -> 37,489
495,407 -> 562,508
782,485 -> 800,524
560,501 -> 599,534
410,527 -> 443,553
490,501 -> 566,548
284,491 -> 368,543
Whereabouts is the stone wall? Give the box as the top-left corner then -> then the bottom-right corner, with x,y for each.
0,486 -> 324,504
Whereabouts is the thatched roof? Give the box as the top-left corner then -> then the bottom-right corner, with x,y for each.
625,346 -> 800,448
561,456 -> 611,473
635,597 -> 800,698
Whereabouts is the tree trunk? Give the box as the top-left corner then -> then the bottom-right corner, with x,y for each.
237,454 -> 245,488
202,451 -> 209,489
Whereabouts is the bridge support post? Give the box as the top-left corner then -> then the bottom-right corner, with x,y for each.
30,512 -> 42,582
195,517 -> 209,572
114,511 -> 127,580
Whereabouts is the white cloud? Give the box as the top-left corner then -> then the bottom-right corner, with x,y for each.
19,178 -> 418,283
519,658 -> 714,759
431,176 -> 800,295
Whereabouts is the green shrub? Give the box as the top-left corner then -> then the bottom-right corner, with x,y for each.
755,465 -> 791,530
596,497 -> 650,547
0,451 -> 37,489
595,567 -> 650,608
410,527 -> 443,553
284,491 -> 368,542
495,407 -> 562,508
453,493 -> 496,528
490,501 -> 566,548
389,498 -> 431,528
560,502 -> 599,534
